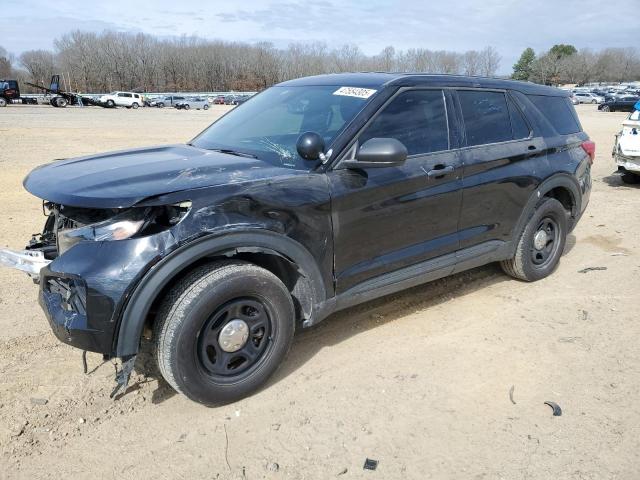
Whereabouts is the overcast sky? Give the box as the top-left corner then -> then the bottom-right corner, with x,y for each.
0,0 -> 634,74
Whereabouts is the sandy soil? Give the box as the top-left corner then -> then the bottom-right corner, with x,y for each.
0,104 -> 638,480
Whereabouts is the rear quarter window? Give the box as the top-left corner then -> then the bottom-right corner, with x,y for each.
527,95 -> 581,135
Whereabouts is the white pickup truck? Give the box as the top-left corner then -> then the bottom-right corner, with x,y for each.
98,91 -> 144,109
614,110 -> 640,184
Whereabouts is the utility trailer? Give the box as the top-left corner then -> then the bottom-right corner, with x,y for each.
25,75 -> 113,108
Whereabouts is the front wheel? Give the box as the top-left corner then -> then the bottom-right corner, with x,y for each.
203,104 -> 209,110
500,197 -> 568,282
106,99 -> 115,108
0,97 -> 7,107
131,102 -> 139,109
184,104 -> 190,110
601,105 -> 610,112
154,261 -> 295,405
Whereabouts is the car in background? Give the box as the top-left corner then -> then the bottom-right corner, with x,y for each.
212,95 -> 226,105
98,91 -> 144,109
598,96 -> 640,112
613,110 -> 640,183
156,95 -> 186,108
574,92 -> 604,104
570,94 -> 579,105
175,97 -> 209,110
0,79 -> 20,107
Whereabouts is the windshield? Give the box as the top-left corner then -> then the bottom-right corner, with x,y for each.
191,85 -> 374,169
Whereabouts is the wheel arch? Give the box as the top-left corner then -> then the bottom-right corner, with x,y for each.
509,174 -> 581,257
114,231 -> 327,357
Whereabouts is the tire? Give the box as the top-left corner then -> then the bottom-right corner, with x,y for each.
131,102 -> 139,109
55,97 -> 68,108
203,104 -> 209,110
154,260 -> 295,405
184,104 -> 190,110
601,105 -> 610,112
157,102 -> 164,108
500,197 -> 568,282
0,97 -> 7,107
106,99 -> 115,108
621,171 -> 640,184
592,99 -> 597,104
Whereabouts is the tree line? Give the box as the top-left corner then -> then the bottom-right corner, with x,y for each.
1,30 -> 501,93
512,45 -> 640,85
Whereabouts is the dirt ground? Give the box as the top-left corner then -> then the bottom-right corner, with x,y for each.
0,104 -> 638,480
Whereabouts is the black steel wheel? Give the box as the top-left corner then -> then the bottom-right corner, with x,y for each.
501,197 -> 568,281
197,298 -> 272,380
154,260 -> 295,405
530,217 -> 560,268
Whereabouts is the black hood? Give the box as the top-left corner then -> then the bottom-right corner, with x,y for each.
24,144 -> 294,208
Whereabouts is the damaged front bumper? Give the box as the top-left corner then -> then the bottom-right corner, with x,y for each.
615,152 -> 640,173
0,248 -> 52,280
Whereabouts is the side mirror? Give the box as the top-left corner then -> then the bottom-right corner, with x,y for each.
296,132 -> 325,160
343,138 -> 408,169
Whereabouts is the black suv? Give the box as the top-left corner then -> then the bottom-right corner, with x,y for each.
1,74 -> 593,405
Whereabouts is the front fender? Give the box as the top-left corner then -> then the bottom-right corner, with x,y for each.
114,230 -> 326,357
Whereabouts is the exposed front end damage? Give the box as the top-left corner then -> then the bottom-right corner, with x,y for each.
613,118 -> 640,174
2,202 -> 189,354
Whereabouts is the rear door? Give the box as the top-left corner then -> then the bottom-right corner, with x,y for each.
454,88 -> 541,255
328,88 -> 464,293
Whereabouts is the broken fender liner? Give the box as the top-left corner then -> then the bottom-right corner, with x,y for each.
110,355 -> 137,398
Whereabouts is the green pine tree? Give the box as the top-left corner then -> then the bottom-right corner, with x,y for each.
512,48 -> 536,81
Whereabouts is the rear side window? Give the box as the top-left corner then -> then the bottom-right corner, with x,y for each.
527,95 -> 581,135
359,89 -> 449,155
458,90 -> 513,146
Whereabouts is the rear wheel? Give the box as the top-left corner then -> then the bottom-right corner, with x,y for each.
621,171 -> 640,184
501,198 -> 568,282
0,97 -> 7,107
184,104 -> 190,110
203,104 -> 209,110
154,261 -> 295,405
54,97 -> 68,108
131,102 -> 139,109
601,105 -> 610,112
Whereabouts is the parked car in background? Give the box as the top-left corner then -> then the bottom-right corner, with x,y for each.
574,92 -> 604,104
598,96 -> 640,112
0,79 -> 20,107
98,91 -> 143,108
0,73 -> 593,405
570,95 -> 579,105
212,95 -> 226,105
175,97 -> 210,110
156,96 -> 186,108
613,109 -> 640,183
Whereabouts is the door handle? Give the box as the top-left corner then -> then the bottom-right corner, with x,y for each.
527,145 -> 537,151
426,164 -> 454,178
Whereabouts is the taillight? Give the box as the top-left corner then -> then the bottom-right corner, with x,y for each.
581,140 -> 595,165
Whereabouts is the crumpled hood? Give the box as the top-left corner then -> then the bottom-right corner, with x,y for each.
24,144 -> 293,208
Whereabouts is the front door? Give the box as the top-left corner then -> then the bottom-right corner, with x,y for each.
328,88 -> 463,293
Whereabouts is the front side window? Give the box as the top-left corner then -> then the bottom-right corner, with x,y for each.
192,85 -> 373,169
358,89 -> 449,156
458,90 -> 513,146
